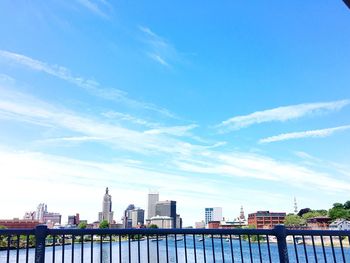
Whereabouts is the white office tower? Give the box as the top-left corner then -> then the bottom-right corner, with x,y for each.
147,191 -> 159,219
35,203 -> 47,223
205,207 -> 222,225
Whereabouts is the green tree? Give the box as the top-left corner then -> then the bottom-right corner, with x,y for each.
148,224 -> 158,229
302,210 -> 327,220
99,220 -> 109,229
78,222 -> 87,229
284,214 -> 306,226
328,207 -> 350,220
333,203 -> 344,209
0,225 -> 7,248
297,208 -> 311,217
344,201 -> 350,210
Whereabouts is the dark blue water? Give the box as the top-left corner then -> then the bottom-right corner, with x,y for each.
1,237 -> 349,262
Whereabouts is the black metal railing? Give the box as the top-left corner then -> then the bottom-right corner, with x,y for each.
0,225 -> 349,262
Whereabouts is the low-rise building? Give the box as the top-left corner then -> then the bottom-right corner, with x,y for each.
207,221 -> 220,229
195,221 -> 205,229
0,219 -> 39,229
329,219 -> 350,231
149,216 -> 173,228
306,216 -> 331,230
248,211 -> 286,229
220,219 -> 247,229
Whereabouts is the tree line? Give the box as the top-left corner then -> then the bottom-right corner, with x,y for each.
285,200 -> 350,227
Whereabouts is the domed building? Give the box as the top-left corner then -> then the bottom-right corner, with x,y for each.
98,187 -> 114,223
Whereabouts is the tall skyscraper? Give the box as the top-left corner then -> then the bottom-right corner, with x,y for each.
35,203 -> 47,223
155,200 -> 176,228
98,187 -> 114,224
123,204 -> 135,228
147,191 -> 159,219
205,207 -> 222,225
131,208 -> 145,228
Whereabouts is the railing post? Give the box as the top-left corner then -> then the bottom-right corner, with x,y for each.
35,225 -> 47,263
274,224 -> 289,263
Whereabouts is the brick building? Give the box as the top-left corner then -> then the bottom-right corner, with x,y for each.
248,211 -> 286,229
0,219 -> 39,229
207,221 -> 221,229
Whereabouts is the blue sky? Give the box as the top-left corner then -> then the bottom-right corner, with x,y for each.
0,1 -> 350,225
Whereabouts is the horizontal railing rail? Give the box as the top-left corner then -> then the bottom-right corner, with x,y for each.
1,225 -> 349,263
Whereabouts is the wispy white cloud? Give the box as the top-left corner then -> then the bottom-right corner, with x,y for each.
0,50 -> 176,118
2,87 -> 348,193
101,111 -> 160,128
217,100 -> 350,132
147,53 -> 169,67
144,124 -> 198,137
76,0 -> 112,19
0,87 -> 198,155
1,147 -> 303,224
173,151 -> 350,193
139,26 -> 180,67
259,125 -> 350,144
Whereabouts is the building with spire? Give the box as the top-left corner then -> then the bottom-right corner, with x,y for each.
240,205 -> 245,220
98,187 -> 114,224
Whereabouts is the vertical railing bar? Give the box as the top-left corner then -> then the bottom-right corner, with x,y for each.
193,234 -> 197,263
109,234 -> 112,263
71,235 -> 75,263
16,235 -> 19,263
266,235 -> 272,263
184,234 -> 188,263
175,234 -> 178,263
90,234 -> 93,263
26,235 -> 30,263
52,235 -> 56,263
100,235 -> 103,263
302,235 -> 308,263
156,234 -> 160,263
229,234 -> 234,263
320,235 -> 327,263
80,235 -> 83,263
166,234 -> 169,263
311,235 -> 317,263
128,234 -> 131,263
239,235 -> 244,263
339,235 -> 346,263
220,234 -> 224,263
330,236 -> 336,263
275,225 -> 289,263
257,234 -> 262,263
62,234 -> 65,263
211,234 -> 216,263
292,235 -> 299,263
248,235 -> 253,263
202,234 -> 207,263
138,235 -> 141,263
147,235 -> 150,263
119,235 -> 122,263
7,234 -> 10,263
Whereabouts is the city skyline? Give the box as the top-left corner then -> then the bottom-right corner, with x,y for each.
0,188 -> 331,228
1,1 -> 350,226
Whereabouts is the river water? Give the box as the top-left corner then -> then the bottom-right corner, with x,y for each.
1,236 -> 349,262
